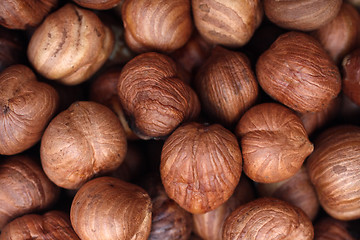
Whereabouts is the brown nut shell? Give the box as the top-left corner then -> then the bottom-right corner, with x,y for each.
0,0 -> 58,30
256,31 -> 341,113
0,64 -> 59,155
222,197 -> 314,240
257,166 -> 319,221
160,122 -> 242,214
73,0 -> 122,10
342,48 -> 360,106
40,101 -> 127,189
0,26 -> 25,72
70,176 -> 152,240
195,46 -> 259,127
236,103 -> 313,183
0,211 -> 80,240
118,52 -> 200,140
192,0 -> 263,47
27,3 -> 114,85
121,0 -> 192,53
307,125 -> 360,220
314,217 -> 355,240
0,155 -> 60,230
263,0 -> 342,31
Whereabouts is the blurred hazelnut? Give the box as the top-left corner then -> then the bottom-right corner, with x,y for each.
235,103 -> 313,183
0,27 -> 25,71
160,122 -> 242,214
263,0 -> 342,31
256,31 -> 341,113
307,125 -> 360,220
117,52 -> 200,140
342,48 -> 360,106
314,217 -> 355,240
0,155 -> 60,230
121,0 -> 193,53
257,166 -> 320,221
0,0 -> 58,30
0,64 -> 59,155
192,0 -> 263,47
73,0 -> 122,10
195,46 -> 259,127
193,176 -> 255,240
70,176 -> 152,240
222,198 -> 314,240
0,211 -> 80,239
40,101 -> 127,189
312,3 -> 360,63
27,3 -> 114,85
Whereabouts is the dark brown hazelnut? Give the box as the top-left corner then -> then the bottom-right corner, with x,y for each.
342,48 -> 360,106
222,198 -> 314,240
72,0 -> 122,10
314,217 -> 355,240
160,122 -> 242,214
0,64 -> 59,155
257,166 -> 320,221
192,0 -> 263,47
195,46 -> 259,127
256,31 -> 341,113
0,211 -> 80,239
0,0 -> 58,30
235,103 -> 313,183
27,3 -> 114,85
0,155 -> 60,230
307,125 -> 360,220
121,0 -> 193,53
70,176 -> 152,240
117,52 -> 200,140
0,26 -> 25,72
312,3 -> 360,63
263,0 -> 342,31
193,175 -> 255,240
40,101 -> 127,189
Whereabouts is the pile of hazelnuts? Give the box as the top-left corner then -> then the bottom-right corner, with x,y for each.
1,0 -> 360,239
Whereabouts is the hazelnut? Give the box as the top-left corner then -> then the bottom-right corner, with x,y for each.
342,48 -> 360,106
121,0 -> 193,53
314,217 -> 355,240
263,0 -> 342,31
0,211 -> 80,239
193,175 -> 255,240
307,125 -> 360,220
235,103 -> 313,183
0,26 -> 25,72
312,3 -> 360,63
72,0 -> 122,10
0,0 -> 58,30
192,0 -> 263,47
70,176 -> 152,240
0,64 -> 59,155
222,198 -> 314,240
27,3 -> 114,85
117,52 -> 200,140
195,46 -> 259,127
0,155 -> 60,230
256,31 -> 341,113
257,166 -> 319,221
160,122 -> 242,214
40,101 -> 127,189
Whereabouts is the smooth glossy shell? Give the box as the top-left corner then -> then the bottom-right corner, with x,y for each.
160,122 -> 242,214
0,64 -> 59,155
314,217 -> 355,240
342,49 -> 360,106
192,0 -> 263,47
70,176 -> 152,240
307,125 -> 360,220
40,101 -> 127,189
27,3 -> 114,85
222,198 -> 314,240
121,0 -> 192,53
263,0 -> 342,31
256,31 -> 341,113
236,103 -> 313,183
0,155 -> 59,230
0,211 -> 80,240
73,0 -> 122,10
117,52 -> 200,139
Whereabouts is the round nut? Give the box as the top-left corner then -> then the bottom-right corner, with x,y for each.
342,48 -> 360,106
73,0 -> 122,10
